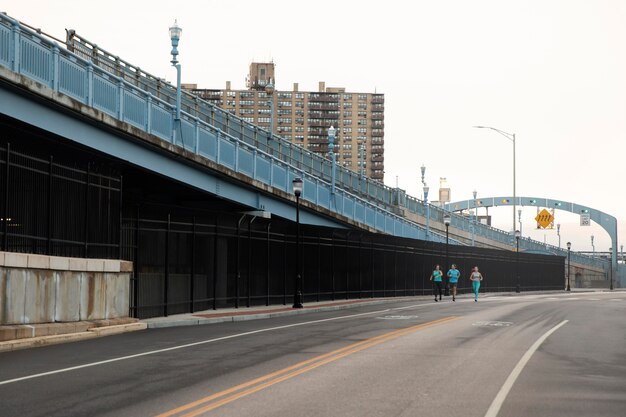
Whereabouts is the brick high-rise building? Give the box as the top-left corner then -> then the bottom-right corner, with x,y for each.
183,62 -> 384,181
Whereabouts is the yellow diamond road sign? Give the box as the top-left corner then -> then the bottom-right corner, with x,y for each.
535,209 -> 554,229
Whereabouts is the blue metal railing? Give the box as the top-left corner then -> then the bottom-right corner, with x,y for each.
0,13 -> 456,245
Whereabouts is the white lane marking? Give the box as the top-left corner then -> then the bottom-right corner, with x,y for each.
377,315 -> 419,320
588,298 -> 600,301
0,308 -> 391,386
393,303 -> 434,310
562,298 -> 580,301
610,299 -> 622,302
483,320 -> 568,417
472,321 -> 513,327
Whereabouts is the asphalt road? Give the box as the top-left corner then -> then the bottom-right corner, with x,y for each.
1,291 -> 625,417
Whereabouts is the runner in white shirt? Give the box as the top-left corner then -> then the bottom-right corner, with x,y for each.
469,266 -> 483,302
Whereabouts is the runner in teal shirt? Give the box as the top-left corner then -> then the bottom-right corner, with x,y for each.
430,264 -> 443,302
447,264 -> 461,301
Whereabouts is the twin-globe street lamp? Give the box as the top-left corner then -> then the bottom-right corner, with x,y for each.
420,165 -> 431,240
169,21 -> 182,142
566,241 -> 571,291
292,177 -> 304,308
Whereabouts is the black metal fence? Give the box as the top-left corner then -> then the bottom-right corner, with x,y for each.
123,206 -> 565,319
0,137 -> 565,320
0,141 -> 121,259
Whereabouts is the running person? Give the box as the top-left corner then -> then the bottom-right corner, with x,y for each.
430,264 -> 443,302
447,264 -> 461,301
469,266 -> 483,302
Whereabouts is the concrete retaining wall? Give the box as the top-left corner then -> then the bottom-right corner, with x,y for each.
0,252 -> 132,325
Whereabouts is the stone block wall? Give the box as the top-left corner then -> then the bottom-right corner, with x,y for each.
0,252 -> 132,325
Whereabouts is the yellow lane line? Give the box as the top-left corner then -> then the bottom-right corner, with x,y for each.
156,316 -> 459,417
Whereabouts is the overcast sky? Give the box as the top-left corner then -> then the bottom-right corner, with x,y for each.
4,0 -> 625,253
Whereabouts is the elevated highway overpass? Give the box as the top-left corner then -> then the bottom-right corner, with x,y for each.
0,13 -> 618,289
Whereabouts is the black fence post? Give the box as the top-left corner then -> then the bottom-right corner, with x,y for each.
247,217 -> 251,308
47,155 -> 53,255
3,143 -> 10,251
190,216 -> 195,313
266,223 -> 271,307
164,213 -> 170,317
212,217 -> 218,310
118,175 -> 123,260
133,206 -> 140,318
84,162 -> 90,258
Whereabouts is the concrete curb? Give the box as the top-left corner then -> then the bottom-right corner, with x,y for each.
143,297 -> 424,329
0,322 -> 147,352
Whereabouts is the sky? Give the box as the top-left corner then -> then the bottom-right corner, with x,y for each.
3,0 -> 625,253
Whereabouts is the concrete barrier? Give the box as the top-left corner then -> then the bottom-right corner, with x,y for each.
0,252 -> 132,325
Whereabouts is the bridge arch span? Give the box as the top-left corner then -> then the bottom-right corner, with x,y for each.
445,196 -> 618,277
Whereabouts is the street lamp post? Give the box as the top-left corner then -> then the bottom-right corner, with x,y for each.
424,185 -> 430,240
444,214 -> 451,270
591,235 -> 595,257
265,79 -> 275,140
518,209 -> 523,236
471,190 -> 477,246
328,126 -> 336,194
474,126 -> 516,233
557,223 -> 561,249
566,241 -> 571,291
292,177 -> 304,308
169,20 -> 182,143
515,230 -> 521,293
359,142 -> 365,178
609,247 -> 614,291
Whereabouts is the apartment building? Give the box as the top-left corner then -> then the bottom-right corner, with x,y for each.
183,62 -> 385,181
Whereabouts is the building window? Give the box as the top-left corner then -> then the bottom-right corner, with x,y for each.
343,94 -> 353,100
343,127 -> 352,134
358,94 -> 367,101
278,101 -> 292,107
343,119 -> 352,126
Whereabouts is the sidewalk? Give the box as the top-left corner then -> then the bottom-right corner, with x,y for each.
142,296 -> 420,329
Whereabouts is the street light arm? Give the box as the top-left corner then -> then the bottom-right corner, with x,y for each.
473,125 -> 515,142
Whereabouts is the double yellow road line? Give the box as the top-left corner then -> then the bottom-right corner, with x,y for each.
156,316 -> 459,417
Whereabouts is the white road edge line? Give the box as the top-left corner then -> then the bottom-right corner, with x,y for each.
0,308 -> 391,386
484,319 -> 569,417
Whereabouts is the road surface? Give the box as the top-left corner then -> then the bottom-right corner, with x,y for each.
1,291 -> 625,417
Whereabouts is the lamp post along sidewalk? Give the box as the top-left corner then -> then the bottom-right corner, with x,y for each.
328,126 -> 336,194
566,241 -> 571,291
515,230 -> 521,293
292,177 -> 304,308
169,20 -> 182,143
474,126 -> 516,233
